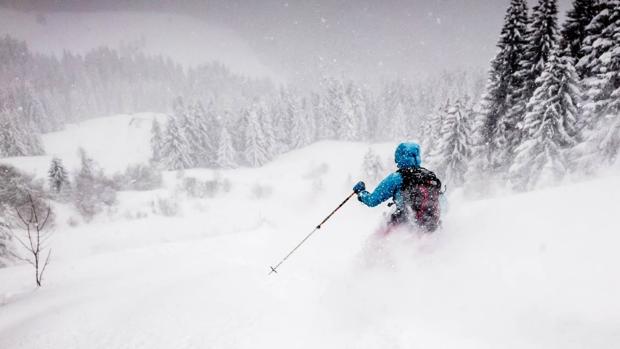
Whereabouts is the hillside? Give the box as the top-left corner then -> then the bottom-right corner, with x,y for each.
0,136 -> 619,348
0,8 -> 281,81
0,113 -> 164,177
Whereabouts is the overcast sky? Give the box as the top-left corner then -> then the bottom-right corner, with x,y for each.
0,0 -> 573,85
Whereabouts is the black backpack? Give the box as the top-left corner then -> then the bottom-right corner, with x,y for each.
398,167 -> 443,232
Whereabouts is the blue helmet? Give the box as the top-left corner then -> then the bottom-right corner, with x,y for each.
395,142 -> 422,169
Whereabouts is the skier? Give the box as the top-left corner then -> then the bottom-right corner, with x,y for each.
353,142 -> 443,233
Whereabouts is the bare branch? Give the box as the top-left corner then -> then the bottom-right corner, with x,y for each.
11,190 -> 54,287
28,193 -> 39,225
39,206 -> 51,231
38,249 -> 51,285
15,208 -> 29,228
25,224 -> 35,254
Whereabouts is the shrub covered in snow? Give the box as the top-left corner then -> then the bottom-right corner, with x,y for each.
113,164 -> 163,191
0,164 -> 51,226
151,196 -> 179,217
72,149 -> 118,221
180,176 -> 231,198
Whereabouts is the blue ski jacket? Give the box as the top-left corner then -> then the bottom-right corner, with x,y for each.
357,143 -> 422,209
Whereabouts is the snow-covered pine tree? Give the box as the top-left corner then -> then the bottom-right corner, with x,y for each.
464,100 -> 493,193
523,0 -> 560,85
189,101 -> 216,168
339,87 -> 358,141
290,97 -> 314,149
361,147 -> 385,186
161,115 -> 193,170
0,110 -> 45,157
390,101 -> 409,141
509,51 -> 581,190
258,99 -> 277,157
244,102 -> 269,167
150,119 -> 164,163
300,97 -> 316,147
310,93 -> 327,141
477,0 -> 529,173
577,0 -> 619,129
216,125 -> 237,169
560,0 -> 600,66
348,83 -> 369,141
578,114 -> 620,168
576,0 -> 615,80
202,101 -> 220,166
272,88 -> 295,153
500,0 -> 559,174
424,99 -> 450,166
178,101 -> 206,167
435,99 -> 473,187
48,157 -> 69,193
324,78 -> 345,140
575,2 -> 620,167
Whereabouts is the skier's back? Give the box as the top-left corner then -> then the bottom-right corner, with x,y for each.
353,142 -> 443,233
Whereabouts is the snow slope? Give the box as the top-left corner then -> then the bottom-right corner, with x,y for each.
1,141 -> 619,349
1,113 -> 164,177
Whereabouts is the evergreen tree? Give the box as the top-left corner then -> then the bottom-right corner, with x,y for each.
150,119 -> 164,163
464,102 -> 492,192
424,100 -> 450,166
244,103 -> 269,167
272,88 -> 295,152
48,157 -> 69,193
390,102 -> 409,140
188,101 -> 215,167
560,0 -> 600,65
577,114 -> 620,168
361,147 -> 385,186
339,88 -> 358,141
578,1 -> 619,128
199,101 -> 219,166
435,99 -> 473,187
348,83 -> 369,141
324,79 -> 345,140
289,97 -> 315,149
500,0 -> 559,172
524,0 -> 560,82
216,125 -> 237,169
576,0 -> 615,79
575,2 -> 620,168
509,52 -> 581,190
477,0 -> 529,173
258,100 -> 278,157
300,97 -> 316,147
0,110 -> 45,157
176,100 -> 205,167
161,115 -> 193,170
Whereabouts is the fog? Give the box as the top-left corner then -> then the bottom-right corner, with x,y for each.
0,0 -> 573,85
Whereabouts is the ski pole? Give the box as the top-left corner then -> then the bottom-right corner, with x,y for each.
268,191 -> 356,275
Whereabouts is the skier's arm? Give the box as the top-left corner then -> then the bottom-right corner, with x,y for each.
357,173 -> 402,207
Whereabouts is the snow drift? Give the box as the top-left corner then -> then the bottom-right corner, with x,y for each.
1,137 -> 619,348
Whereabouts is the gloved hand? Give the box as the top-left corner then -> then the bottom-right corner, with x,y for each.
353,181 -> 366,194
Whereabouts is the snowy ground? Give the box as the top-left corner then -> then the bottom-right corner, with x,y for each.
1,118 -> 619,348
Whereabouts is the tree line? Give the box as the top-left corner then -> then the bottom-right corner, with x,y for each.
421,0 -> 619,190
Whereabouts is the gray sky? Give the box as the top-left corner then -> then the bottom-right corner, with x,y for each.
0,0 -> 573,85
